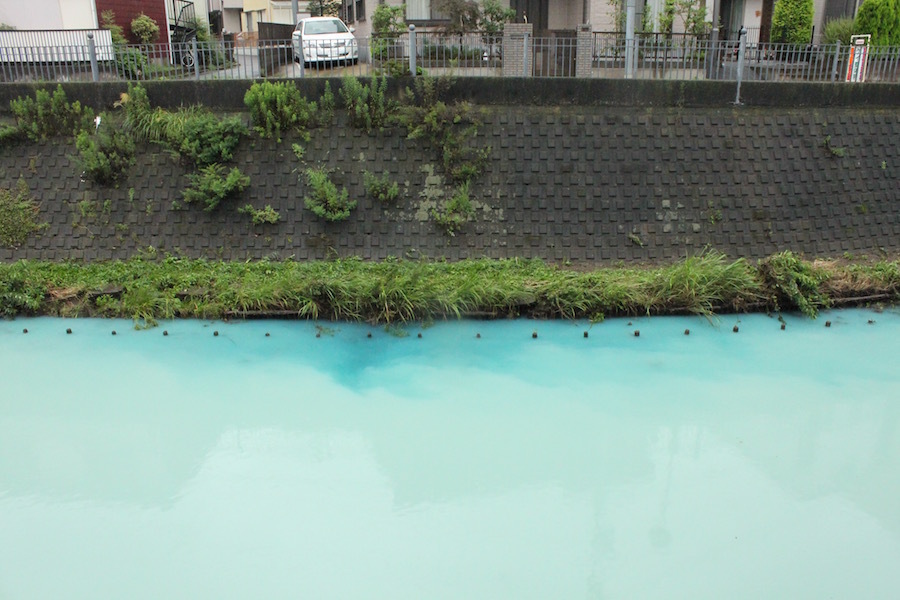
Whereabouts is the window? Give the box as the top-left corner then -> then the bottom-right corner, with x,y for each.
356,0 -> 365,21
406,0 -> 447,21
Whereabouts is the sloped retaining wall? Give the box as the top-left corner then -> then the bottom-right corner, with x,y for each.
1,105 -> 898,264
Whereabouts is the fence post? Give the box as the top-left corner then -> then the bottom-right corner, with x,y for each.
734,27 -> 747,105
831,41 -> 841,82
625,0 -> 635,78
298,30 -> 304,78
523,31 -> 529,77
409,24 -> 417,76
87,33 -> 99,82
192,37 -> 199,80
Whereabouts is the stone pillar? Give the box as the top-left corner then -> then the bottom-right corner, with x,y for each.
575,24 -> 593,79
502,23 -> 533,77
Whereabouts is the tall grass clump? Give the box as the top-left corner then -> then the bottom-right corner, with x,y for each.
2,255 -> 897,326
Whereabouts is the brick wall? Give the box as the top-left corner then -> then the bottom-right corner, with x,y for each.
96,0 -> 170,44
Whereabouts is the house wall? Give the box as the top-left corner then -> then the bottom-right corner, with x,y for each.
587,0 -> 617,31
0,0 -> 64,29
742,0 -> 762,29
548,0 -> 583,30
60,0 -> 99,28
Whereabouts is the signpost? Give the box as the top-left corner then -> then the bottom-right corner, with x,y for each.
846,35 -> 870,82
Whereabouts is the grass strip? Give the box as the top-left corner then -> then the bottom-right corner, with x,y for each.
1,252 -> 897,327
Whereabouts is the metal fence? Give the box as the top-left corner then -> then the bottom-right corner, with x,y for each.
2,30 -> 898,84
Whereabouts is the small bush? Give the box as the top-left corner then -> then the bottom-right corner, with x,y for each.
244,81 -> 317,139
176,112 -> 245,166
432,182 -> 475,235
822,17 -> 856,45
131,13 -> 160,44
238,204 -> 281,225
855,0 -> 900,46
183,164 -> 250,211
0,179 -> 47,248
340,75 -> 393,133
75,123 -> 137,185
364,171 -> 399,204
10,85 -> 95,141
304,168 -> 356,221
0,268 -> 45,317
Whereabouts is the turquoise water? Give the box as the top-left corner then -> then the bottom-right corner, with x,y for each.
1,309 -> 899,599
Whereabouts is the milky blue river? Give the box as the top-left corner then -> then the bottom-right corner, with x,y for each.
1,309 -> 899,599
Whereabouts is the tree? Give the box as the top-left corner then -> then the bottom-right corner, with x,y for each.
770,0 -> 814,44
371,4 -> 406,60
434,0 -> 480,36
308,0 -> 342,18
854,0 -> 900,46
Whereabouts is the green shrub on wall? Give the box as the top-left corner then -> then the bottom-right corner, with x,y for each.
771,0 -> 814,44
9,85 -> 95,141
182,164 -> 250,211
244,81 -> 317,139
304,168 -> 356,221
855,0 -> 900,46
75,123 -> 136,185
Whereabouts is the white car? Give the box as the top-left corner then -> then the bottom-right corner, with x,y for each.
292,17 -> 358,66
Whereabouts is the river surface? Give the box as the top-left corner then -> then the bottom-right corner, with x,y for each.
1,309 -> 899,599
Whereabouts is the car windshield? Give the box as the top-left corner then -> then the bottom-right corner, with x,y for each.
304,19 -> 349,35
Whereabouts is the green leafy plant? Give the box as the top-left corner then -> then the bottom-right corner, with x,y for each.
114,47 -> 149,79
238,204 -> 281,225
854,0 -> 900,46
0,179 -> 47,248
0,123 -> 24,147
432,181 -> 475,235
10,85 -> 95,141
304,167 -> 356,221
316,82 -> 335,127
182,164 -> 250,211
75,122 -> 137,184
771,0 -> 814,44
131,13 -> 160,44
244,81 -> 317,139
364,171 -> 400,204
340,75 -> 393,133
